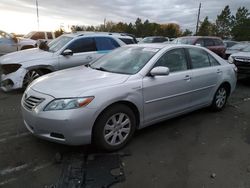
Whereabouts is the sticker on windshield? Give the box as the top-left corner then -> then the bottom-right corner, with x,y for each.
142,48 -> 159,53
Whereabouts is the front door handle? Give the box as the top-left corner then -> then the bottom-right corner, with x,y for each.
184,75 -> 191,81
86,56 -> 93,60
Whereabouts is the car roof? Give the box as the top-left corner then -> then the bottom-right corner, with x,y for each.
127,43 -> 197,50
178,36 -> 222,40
64,32 -> 133,39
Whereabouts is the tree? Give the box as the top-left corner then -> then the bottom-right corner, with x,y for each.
197,17 -> 216,36
215,5 -> 233,39
54,28 -> 64,38
182,29 -> 193,36
231,7 -> 250,40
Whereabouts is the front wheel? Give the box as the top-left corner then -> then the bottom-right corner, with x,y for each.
211,85 -> 229,111
23,70 -> 43,89
93,104 -> 136,151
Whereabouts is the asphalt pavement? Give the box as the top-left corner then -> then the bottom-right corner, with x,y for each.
0,79 -> 250,188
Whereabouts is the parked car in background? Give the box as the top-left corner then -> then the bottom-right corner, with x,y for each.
223,40 -> 239,49
139,36 -> 169,43
225,42 -> 250,59
23,31 -> 56,42
21,44 -> 236,151
228,45 -> 250,78
173,36 -> 226,58
0,33 -> 126,91
0,30 -> 37,56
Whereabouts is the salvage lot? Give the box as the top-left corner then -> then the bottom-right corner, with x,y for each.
0,79 -> 250,187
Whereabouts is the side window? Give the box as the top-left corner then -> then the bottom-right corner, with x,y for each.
31,32 -> 45,40
119,38 -> 134,44
195,39 -> 204,47
208,53 -> 220,66
47,32 -> 53,39
153,38 -> 166,43
188,48 -> 211,69
95,37 -> 119,51
154,48 -> 188,73
204,39 -> 214,47
67,37 -> 96,53
214,39 -> 223,46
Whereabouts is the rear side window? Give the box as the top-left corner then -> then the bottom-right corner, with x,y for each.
47,32 -> 53,39
188,48 -> 210,69
208,53 -> 220,66
153,38 -> 167,43
204,39 -> 214,47
31,32 -> 45,40
195,39 -> 204,47
95,37 -> 120,51
154,48 -> 188,73
67,37 -> 96,53
214,39 -> 224,46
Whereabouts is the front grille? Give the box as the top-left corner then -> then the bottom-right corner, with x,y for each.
23,96 -> 44,110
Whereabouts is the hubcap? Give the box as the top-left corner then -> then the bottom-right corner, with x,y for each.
23,71 -> 40,87
215,88 -> 227,108
103,113 -> 131,146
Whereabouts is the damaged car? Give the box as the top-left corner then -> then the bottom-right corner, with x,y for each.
21,44 -> 237,151
0,32 -> 126,91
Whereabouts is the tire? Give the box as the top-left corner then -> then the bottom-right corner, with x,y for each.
23,70 -> 43,89
93,104 -> 136,151
211,85 -> 229,111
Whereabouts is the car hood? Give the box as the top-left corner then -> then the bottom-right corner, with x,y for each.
31,66 -> 130,98
231,51 -> 250,58
226,49 -> 239,54
0,48 -> 53,65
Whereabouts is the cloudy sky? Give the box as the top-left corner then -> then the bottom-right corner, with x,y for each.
0,0 -> 250,34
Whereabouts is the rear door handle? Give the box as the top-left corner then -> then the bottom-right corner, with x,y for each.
217,69 -> 222,74
184,75 -> 191,80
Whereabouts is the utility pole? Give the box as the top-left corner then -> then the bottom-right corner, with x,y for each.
36,0 -> 39,30
195,2 -> 201,35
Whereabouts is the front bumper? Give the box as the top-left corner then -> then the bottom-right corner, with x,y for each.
21,88 -> 97,145
0,68 -> 27,91
234,61 -> 250,76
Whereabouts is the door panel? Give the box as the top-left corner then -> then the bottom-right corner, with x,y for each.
143,71 -> 193,123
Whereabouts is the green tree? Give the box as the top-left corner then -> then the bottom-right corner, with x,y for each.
231,7 -> 250,40
215,5 -> 233,39
182,29 -> 193,36
197,16 -> 216,36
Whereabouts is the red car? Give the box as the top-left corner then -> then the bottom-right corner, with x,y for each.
173,36 -> 226,58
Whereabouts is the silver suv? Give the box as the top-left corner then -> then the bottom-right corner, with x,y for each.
0,32 -> 126,91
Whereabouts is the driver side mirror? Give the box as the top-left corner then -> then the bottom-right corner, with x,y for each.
62,49 -> 73,56
150,66 -> 170,76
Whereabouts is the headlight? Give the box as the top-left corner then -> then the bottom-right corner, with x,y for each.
1,64 -> 21,74
228,56 -> 234,64
44,97 -> 94,111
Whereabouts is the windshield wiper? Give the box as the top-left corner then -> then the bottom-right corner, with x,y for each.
89,65 -> 109,72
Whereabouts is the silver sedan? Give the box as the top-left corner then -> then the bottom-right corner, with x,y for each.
21,44 -> 237,151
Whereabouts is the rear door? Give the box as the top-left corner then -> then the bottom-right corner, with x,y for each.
143,48 -> 193,123
59,37 -> 98,69
186,47 -> 222,107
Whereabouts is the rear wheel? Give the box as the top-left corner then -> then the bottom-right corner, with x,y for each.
93,104 -> 136,151
211,85 -> 229,111
23,70 -> 43,89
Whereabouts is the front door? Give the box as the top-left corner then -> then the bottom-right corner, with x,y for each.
143,48 -> 193,124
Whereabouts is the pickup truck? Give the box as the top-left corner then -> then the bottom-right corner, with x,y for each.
0,30 -> 55,56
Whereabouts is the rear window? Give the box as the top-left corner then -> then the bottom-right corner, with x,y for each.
153,37 -> 167,43
119,38 -> 135,44
31,32 -> 45,40
204,39 -> 214,47
173,38 -> 195,45
214,39 -> 224,46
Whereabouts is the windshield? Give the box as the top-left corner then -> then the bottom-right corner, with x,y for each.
229,43 -> 249,50
173,38 -> 195,44
90,46 -> 159,75
242,45 -> 250,52
47,36 -> 73,52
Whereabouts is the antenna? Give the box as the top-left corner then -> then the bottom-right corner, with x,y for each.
36,0 -> 39,30
195,3 -> 201,35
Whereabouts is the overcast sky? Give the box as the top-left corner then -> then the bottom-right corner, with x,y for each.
0,0 -> 250,34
